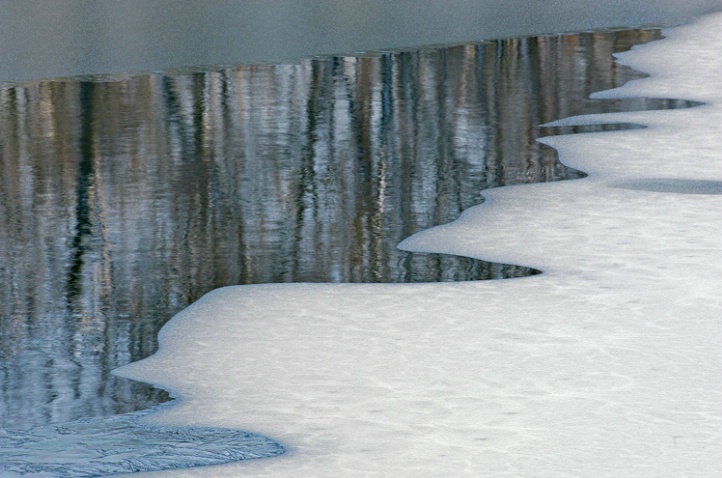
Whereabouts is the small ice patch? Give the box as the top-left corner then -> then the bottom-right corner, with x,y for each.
0,409 -> 283,477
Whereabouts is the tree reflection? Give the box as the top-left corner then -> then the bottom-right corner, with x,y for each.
1,28 -> 670,430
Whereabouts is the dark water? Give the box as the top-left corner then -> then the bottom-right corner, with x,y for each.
0,28 -> 696,435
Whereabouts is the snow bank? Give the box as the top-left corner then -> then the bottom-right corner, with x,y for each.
116,12 -> 722,478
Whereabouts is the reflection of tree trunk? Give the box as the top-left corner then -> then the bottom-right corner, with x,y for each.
370,53 -> 394,282
352,57 -> 374,282
292,59 -> 323,281
67,82 -> 95,302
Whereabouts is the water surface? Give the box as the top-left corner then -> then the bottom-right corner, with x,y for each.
0,28 -> 693,435
3,0 -> 721,83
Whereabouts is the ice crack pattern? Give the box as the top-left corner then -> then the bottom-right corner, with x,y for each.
0,410 -> 284,477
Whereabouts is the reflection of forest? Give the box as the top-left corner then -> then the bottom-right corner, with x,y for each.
0,29 -> 666,430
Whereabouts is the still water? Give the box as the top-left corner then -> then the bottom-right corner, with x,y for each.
0,28 -> 696,437
3,0 -> 720,83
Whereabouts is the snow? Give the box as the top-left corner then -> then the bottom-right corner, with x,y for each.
114,12 -> 722,478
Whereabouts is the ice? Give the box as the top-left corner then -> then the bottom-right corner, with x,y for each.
113,12 -> 722,478
0,409 -> 283,477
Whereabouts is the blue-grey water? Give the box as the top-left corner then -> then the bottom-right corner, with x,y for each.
2,0 -> 720,83
0,2 -> 713,474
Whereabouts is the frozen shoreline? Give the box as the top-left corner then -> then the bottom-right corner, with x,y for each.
114,12 -> 722,478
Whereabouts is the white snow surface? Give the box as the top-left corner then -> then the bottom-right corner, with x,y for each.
116,13 -> 722,478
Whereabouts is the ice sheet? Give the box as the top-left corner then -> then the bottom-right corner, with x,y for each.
115,13 -> 722,477
0,409 -> 282,477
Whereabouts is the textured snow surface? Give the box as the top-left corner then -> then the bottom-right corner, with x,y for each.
114,13 -> 722,478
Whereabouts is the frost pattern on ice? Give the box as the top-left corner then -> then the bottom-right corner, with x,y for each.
0,409 -> 283,477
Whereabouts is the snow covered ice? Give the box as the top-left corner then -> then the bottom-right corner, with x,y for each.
112,12 -> 722,478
